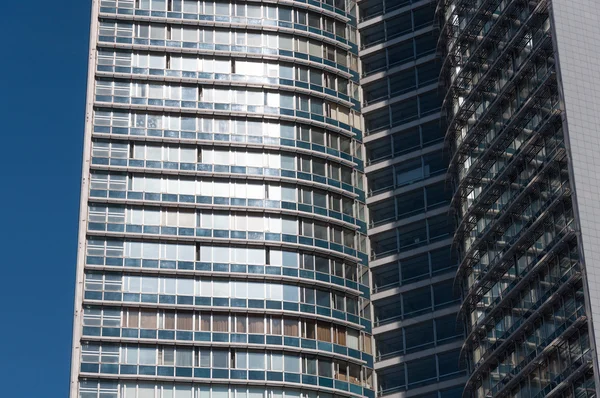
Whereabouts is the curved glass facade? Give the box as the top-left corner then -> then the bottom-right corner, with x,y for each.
71,1 -> 374,398
439,0 -> 595,397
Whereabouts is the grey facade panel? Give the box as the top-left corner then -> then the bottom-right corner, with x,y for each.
553,0 -> 600,387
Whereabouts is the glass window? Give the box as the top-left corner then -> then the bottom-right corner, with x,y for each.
314,222 -> 328,240
283,285 -> 299,302
314,191 -> 327,209
312,129 -> 325,145
315,256 -> 329,273
317,322 -> 331,342
247,5 -> 261,17
284,319 -> 299,336
279,8 -> 292,21
282,251 -> 298,268
403,286 -> 431,317
212,350 -> 229,368
215,31 -> 229,44
304,356 -> 317,374
433,279 -> 456,308
316,290 -> 330,307
236,351 -> 248,369
334,293 -> 345,311
440,387 -> 464,398
318,359 -> 332,378
139,347 -> 156,365
285,355 -> 300,373
270,353 -> 284,371
280,36 -> 293,50
347,329 -> 359,350
436,314 -> 463,343
138,384 -> 155,398
215,2 -> 229,14
175,386 -> 192,398
407,355 -> 436,385
405,321 -> 434,352
198,348 -> 211,366
248,352 -> 265,369
302,254 -> 314,271
401,253 -> 429,283
176,348 -> 193,366
248,316 -> 264,334
313,159 -> 326,176
310,99 -> 323,115
213,281 -> 229,297
212,387 -> 228,398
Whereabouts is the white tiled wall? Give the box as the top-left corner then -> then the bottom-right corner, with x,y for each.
552,0 -> 600,381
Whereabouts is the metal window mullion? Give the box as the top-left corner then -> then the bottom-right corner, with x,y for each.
395,226 -> 401,263
425,202 -> 431,243
430,283 -> 435,313
404,359 -> 409,389
401,324 -> 407,356
400,282 -> 405,322
435,350 -> 440,383
427,249 -> 433,280
412,36 -> 417,62
432,309 -> 438,347
397,259 -> 402,288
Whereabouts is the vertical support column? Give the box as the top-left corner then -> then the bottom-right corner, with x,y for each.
69,1 -> 100,397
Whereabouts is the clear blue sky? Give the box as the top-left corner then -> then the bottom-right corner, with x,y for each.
0,1 -> 91,395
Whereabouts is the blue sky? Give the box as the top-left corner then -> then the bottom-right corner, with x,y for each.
0,1 -> 91,394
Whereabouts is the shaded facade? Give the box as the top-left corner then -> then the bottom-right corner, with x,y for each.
70,1 -> 374,398
439,0 -> 599,396
359,0 -> 467,397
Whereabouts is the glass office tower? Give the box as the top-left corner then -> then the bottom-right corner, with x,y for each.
359,0 -> 467,397
438,0 -> 600,396
69,1 -> 375,398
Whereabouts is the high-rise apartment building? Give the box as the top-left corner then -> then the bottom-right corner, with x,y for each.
72,0 -> 600,398
70,1 -> 374,398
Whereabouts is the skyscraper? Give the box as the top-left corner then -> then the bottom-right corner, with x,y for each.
359,0 -> 600,396
70,1 -> 374,398
438,0 -> 600,396
72,0 -> 600,398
